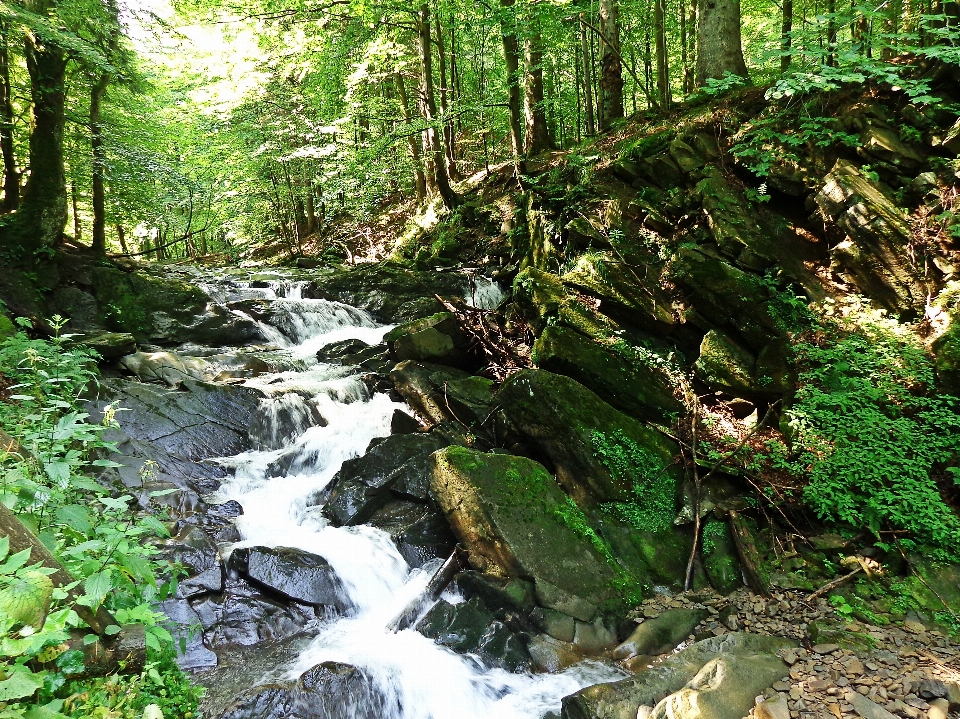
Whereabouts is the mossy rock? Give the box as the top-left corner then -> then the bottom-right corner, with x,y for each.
532,325 -> 684,422
496,369 -> 681,506
92,267 -> 208,339
561,252 -> 676,329
513,267 -> 619,341
384,312 -> 470,367
701,521 -> 743,595
903,555 -> 960,613
694,330 -> 758,396
807,619 -> 874,652
430,447 -> 620,621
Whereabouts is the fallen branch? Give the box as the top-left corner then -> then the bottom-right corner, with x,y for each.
806,567 -> 862,603
387,549 -> 465,632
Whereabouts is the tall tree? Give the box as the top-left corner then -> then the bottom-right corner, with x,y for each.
418,3 -> 457,208
579,13 -> 596,136
654,0 -> 670,108
395,71 -> 427,200
523,3 -> 551,154
598,0 -> 624,131
2,0 -> 69,254
500,0 -> 524,162
0,20 -> 19,212
695,0 -> 749,85
91,0 -> 123,257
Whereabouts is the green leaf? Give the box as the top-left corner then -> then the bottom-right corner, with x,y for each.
55,504 -> 93,534
82,570 -> 112,607
103,624 -> 121,636
0,536 -> 9,563
0,570 -> 54,627
0,666 -> 44,701
0,548 -> 32,576
43,460 -> 71,486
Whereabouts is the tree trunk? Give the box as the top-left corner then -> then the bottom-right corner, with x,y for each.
418,4 -> 457,208
826,0 -> 837,66
781,0 -> 794,71
395,73 -> 427,200
655,0 -> 671,109
90,77 -> 109,256
71,174 -> 80,242
1,26 -> 69,254
116,224 -> 127,253
500,0 -> 525,162
695,0 -> 750,85
523,4 -> 551,154
434,12 -> 459,180
598,0 -> 624,131
579,14 -> 596,136
0,20 -> 19,213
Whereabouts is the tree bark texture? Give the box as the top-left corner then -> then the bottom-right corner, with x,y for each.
655,0 -> 671,108
695,0 -> 750,85
500,0 -> 525,162
395,73 -> 427,200
0,20 -> 19,212
781,0 -> 794,71
523,5 -> 551,154
418,4 -> 457,208
598,0 -> 624,131
579,14 -> 596,136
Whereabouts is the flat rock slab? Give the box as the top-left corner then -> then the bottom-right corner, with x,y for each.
614,608 -> 710,659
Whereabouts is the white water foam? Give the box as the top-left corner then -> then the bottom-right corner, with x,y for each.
208,273 -> 625,718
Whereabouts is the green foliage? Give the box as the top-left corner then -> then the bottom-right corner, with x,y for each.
778,302 -> 960,556
593,430 -> 677,534
0,319 -> 200,716
689,72 -> 749,100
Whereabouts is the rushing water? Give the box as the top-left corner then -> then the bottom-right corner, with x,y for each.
206,277 -> 624,719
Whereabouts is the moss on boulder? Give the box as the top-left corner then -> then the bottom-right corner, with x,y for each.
384,312 -> 470,366
694,330 -> 758,396
430,447 -> 620,621
513,267 -> 619,341
532,325 -> 683,422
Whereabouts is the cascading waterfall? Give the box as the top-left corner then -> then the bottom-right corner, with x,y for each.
208,275 -> 624,718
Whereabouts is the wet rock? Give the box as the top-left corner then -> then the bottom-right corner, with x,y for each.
572,619 -> 618,654
157,598 -> 219,671
385,312 -> 472,367
613,608 -> 709,659
532,325 -> 683,422
190,577 -> 323,648
441,375 -> 498,429
390,409 -> 421,434
365,500 -> 457,568
431,447 -> 619,622
120,350 -> 271,387
316,338 -> 372,363
495,369 -> 679,505
560,632 -> 795,719
318,433 -> 450,526
457,571 -> 537,616
527,634 -> 583,673
166,526 -> 220,575
220,661 -> 388,719
530,607 -> 576,643
416,597 -> 530,672
231,546 -> 347,609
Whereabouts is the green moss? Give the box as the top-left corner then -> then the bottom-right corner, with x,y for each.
593,429 -> 677,533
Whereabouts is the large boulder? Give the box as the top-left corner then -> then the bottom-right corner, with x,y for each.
495,369 -> 679,505
389,361 -> 471,426
815,160 -> 932,313
316,433 -> 450,526
613,608 -> 709,659
384,312 -> 472,367
365,500 -> 457,567
532,325 -> 683,422
560,632 -> 795,719
430,447 -> 620,622
693,329 -> 782,398
513,267 -> 620,340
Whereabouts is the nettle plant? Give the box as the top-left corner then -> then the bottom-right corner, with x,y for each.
0,318 -> 188,713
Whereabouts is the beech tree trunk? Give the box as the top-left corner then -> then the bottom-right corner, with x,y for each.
90,77 -> 109,256
579,14 -> 596,136
655,0 -> 671,109
0,20 -> 19,213
418,4 -> 457,208
395,72 -> 427,201
1,23 -> 69,254
523,4 -> 551,155
434,14 -> 459,180
695,0 -> 750,85
598,0 -> 624,131
500,0 -> 524,162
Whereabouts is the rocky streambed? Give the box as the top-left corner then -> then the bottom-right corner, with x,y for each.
72,260 -> 960,719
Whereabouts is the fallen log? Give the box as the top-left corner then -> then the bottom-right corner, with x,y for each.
729,510 -> 771,597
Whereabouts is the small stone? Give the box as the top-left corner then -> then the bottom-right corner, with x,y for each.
774,681 -> 792,692
808,679 -> 832,692
865,662 -> 880,671
756,694 -> 791,719
926,698 -> 949,719
790,687 -> 803,700
783,650 -> 799,666
846,691 -> 899,719
643,607 -> 660,619
903,620 -> 925,634
813,644 -> 841,655
918,680 -> 947,700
